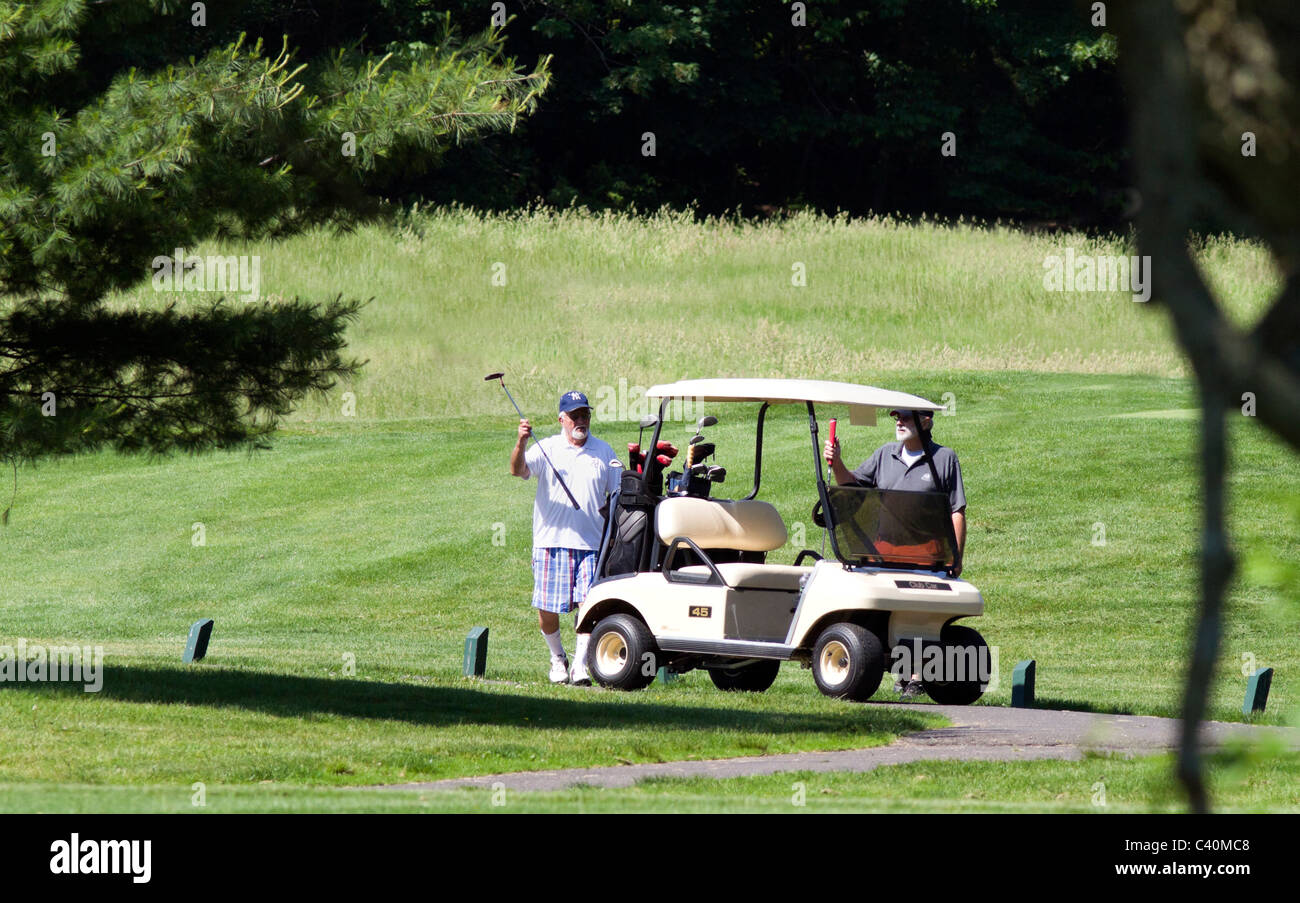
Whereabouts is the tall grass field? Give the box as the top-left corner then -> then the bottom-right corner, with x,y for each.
1,208 -> 1296,813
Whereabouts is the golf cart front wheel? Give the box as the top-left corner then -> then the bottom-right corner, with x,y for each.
921,624 -> 988,706
588,614 -> 658,691
811,623 -> 884,701
708,659 -> 780,692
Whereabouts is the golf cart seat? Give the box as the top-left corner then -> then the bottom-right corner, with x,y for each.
675,563 -> 811,591
657,496 -> 788,550
656,497 -> 812,591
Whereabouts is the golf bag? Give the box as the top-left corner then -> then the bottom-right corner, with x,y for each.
597,470 -> 659,578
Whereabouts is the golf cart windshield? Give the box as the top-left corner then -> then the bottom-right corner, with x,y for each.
826,485 -> 957,570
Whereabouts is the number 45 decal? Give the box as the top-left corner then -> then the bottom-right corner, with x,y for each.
689,606 -> 712,618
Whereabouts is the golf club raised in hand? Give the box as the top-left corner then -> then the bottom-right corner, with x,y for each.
487,370 -> 580,510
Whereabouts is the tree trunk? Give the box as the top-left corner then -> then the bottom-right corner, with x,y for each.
1177,387 -> 1235,813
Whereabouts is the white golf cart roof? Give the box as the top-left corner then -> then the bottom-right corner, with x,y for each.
646,378 -> 944,412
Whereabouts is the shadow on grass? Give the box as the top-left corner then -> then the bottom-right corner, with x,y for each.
1033,697 -> 1140,716
9,665 -> 934,737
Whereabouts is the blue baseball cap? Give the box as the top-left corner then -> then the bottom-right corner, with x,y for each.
558,391 -> 590,414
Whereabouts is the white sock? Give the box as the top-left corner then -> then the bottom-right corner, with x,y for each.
573,633 -> 590,666
542,629 -> 566,659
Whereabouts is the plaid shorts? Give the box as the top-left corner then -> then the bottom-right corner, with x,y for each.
531,547 -> 599,613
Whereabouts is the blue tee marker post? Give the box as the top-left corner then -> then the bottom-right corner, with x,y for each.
657,665 -> 677,684
464,627 -> 489,678
1243,667 -> 1273,715
183,619 -> 214,663
1011,659 -> 1036,708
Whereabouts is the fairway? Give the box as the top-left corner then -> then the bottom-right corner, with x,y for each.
2,211 -> 1296,812
6,750 -> 1297,814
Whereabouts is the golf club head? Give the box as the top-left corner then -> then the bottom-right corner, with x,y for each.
485,371 -> 527,420
696,415 -> 718,431
637,414 -> 659,446
689,433 -> 705,445
691,442 -> 715,460
707,465 -> 726,483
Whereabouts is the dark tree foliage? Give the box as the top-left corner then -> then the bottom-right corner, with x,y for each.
417,0 -> 1122,222
0,0 -> 550,482
0,297 -> 362,459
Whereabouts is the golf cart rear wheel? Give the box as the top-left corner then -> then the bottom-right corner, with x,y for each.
708,659 -> 780,692
588,614 -> 658,691
922,624 -> 988,706
811,623 -> 884,701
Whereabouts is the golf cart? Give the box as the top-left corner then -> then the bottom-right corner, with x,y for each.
577,378 -> 991,704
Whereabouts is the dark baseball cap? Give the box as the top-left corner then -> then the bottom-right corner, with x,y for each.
559,391 -> 590,414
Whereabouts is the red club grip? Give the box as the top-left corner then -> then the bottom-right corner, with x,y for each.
826,418 -> 837,462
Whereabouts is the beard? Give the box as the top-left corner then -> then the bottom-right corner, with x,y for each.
570,426 -> 588,442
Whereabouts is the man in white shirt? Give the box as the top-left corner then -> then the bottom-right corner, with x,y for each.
510,391 -> 623,685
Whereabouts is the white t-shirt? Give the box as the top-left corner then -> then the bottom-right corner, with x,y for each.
525,434 -> 624,550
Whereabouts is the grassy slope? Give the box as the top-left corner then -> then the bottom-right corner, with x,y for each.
2,209 -> 1295,810
103,208 -> 1279,421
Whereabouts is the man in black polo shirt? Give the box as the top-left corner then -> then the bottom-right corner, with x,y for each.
823,408 -> 967,697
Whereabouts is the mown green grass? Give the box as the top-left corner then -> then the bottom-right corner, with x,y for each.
4,748 -> 1297,813
1,663 -> 935,787
3,209 -> 1295,811
1,374 -> 1295,795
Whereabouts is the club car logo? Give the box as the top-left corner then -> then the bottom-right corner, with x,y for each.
0,639 -> 103,692
890,638 -> 999,692
152,246 -> 261,302
49,834 -> 151,884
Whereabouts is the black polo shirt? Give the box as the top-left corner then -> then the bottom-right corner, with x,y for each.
850,441 -> 967,513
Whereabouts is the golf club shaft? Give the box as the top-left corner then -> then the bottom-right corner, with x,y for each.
499,383 -> 526,420
492,377 -> 581,510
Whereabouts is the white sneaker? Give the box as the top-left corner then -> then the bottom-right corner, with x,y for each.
569,657 -> 591,686
549,654 -> 570,684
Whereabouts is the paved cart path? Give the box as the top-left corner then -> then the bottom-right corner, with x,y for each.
376,704 -> 1299,793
